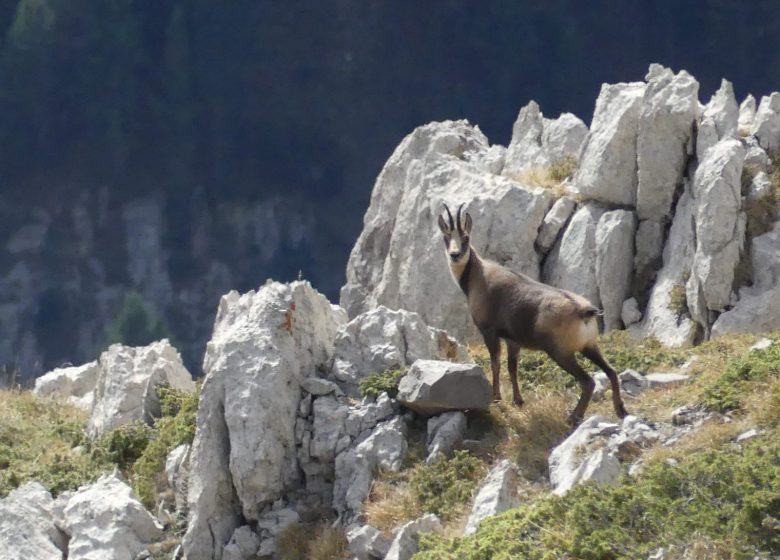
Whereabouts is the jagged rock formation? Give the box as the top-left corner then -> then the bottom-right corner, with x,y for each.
342,63 -> 780,344
464,460 -> 521,535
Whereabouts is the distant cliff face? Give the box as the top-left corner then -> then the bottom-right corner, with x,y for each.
342,64 -> 780,347
0,189 -> 319,381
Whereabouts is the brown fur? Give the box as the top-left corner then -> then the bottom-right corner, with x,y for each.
439,206 -> 628,425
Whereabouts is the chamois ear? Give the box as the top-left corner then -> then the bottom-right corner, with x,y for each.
437,213 -> 450,234
462,212 -> 473,235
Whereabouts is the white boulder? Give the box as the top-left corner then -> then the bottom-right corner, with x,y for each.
385,514 -> 442,560
464,460 -> 520,535
621,298 -> 642,326
702,79 -> 739,140
61,473 -> 163,560
222,526 -> 261,560
543,202 -> 605,306
396,360 -> 492,415
595,210 -> 637,330
712,285 -> 780,336
331,306 -> 469,392
33,361 -> 99,411
340,120 -> 553,341
165,443 -> 190,516
575,81 -> 645,206
0,482 -> 67,560
536,196 -> 576,253
636,65 -> 698,221
687,138 -> 745,321
182,281 -> 345,560
739,94 -> 756,132
426,411 -> 467,464
347,524 -> 390,560
752,92 -> 780,152
88,340 -> 195,438
750,221 -> 780,290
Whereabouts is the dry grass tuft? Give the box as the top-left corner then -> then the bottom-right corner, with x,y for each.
276,521 -> 348,560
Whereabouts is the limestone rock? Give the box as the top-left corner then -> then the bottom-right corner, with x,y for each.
619,369 -> 649,396
634,219 -> 666,292
301,377 -> 343,396
752,92 -> 780,152
536,196 -> 576,253
645,373 -> 691,388
334,417 -> 408,520
310,396 -> 349,463
464,460 -> 520,535
739,94 -> 756,132
340,120 -> 553,341
88,340 -> 194,438
634,181 -> 699,346
331,306 -> 470,392
688,138 -> 745,320
183,281 -> 345,560
575,81 -> 645,206
385,514 -> 442,560
0,482 -> 67,560
595,210 -> 637,330
750,338 -> 773,351
503,101 -> 587,176
621,298 -> 642,326
396,360 -> 492,415
345,392 -> 395,438
702,79 -> 738,140
636,65 -> 698,220
543,202 -> 605,306
165,444 -> 191,516
743,140 -> 770,171
712,285 -> 780,336
61,473 -> 163,560
426,411 -> 467,464
33,360 -> 99,411
750,221 -> 780,291
346,524 -> 390,560
222,526 -> 261,560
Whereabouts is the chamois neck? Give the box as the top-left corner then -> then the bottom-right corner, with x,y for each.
450,246 -> 481,295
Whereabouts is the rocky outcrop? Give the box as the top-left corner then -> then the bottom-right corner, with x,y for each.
0,482 -> 67,560
33,360 -> 100,411
575,81 -> 645,206
502,101 -> 587,176
331,306 -> 470,393
340,120 -> 553,341
61,473 -> 163,560
396,360 -> 492,415
464,460 -> 520,535
385,514 -> 442,560
752,92 -> 780,152
347,524 -> 390,560
636,65 -> 698,222
183,281 -> 346,560
88,339 -> 195,438
595,210 -> 637,330
536,196 -> 576,253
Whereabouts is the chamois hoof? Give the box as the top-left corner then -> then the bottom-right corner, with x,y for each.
492,394 -> 503,403
512,397 -> 524,408
567,414 -> 583,428
615,403 -> 629,419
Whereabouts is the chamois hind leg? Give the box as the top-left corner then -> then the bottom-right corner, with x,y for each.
505,340 -> 524,407
550,351 -> 595,426
482,330 -> 502,402
581,345 -> 629,419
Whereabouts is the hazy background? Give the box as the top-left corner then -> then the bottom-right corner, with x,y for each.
2,0 -> 779,378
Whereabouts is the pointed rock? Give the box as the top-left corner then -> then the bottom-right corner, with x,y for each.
464,460 -> 520,535
596,210 -> 637,330
752,92 -> 780,152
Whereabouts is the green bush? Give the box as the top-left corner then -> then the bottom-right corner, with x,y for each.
415,436 -> 780,559
668,284 -> 688,318
702,342 -> 780,413
408,450 -> 485,521
92,421 -> 153,470
359,367 -> 407,398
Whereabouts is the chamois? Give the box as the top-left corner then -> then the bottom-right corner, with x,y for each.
437,203 -> 628,426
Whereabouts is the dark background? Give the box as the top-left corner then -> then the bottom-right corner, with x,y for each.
1,0 -> 779,375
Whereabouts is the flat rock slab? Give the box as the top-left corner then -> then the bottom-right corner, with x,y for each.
397,360 -> 492,415
645,372 -> 691,388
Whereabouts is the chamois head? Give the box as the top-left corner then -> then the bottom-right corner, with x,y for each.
437,203 -> 472,266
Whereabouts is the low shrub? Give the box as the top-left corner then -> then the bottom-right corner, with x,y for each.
359,367 -> 406,398
702,342 -> 780,413
408,450 -> 485,521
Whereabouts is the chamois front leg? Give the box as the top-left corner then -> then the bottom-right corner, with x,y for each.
550,351 -> 595,426
506,340 -> 524,407
482,330 -> 502,402
581,345 -> 629,419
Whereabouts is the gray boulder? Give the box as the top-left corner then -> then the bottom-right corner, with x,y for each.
33,360 -> 99,411
0,482 -> 67,560
346,524 -> 390,560
543,202 -> 605,306
396,360 -> 492,415
536,196 -> 576,253
752,92 -> 780,152
712,285 -> 780,337
385,514 -> 442,560
340,120 -> 553,341
310,395 -> 349,463
739,94 -> 756,132
595,210 -> 637,330
182,281 -> 346,560
222,526 -> 261,560
464,460 -> 520,535
165,443 -> 191,517
331,306 -> 470,392
61,473 -> 163,560
621,298 -> 642,327
750,221 -> 780,290
687,138 -> 745,324
575,81 -> 645,206
636,65 -> 698,221
88,339 -> 195,438
426,411 -> 467,464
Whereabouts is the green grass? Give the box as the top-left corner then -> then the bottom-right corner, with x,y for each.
415,434 -> 780,559
409,450 -> 486,521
